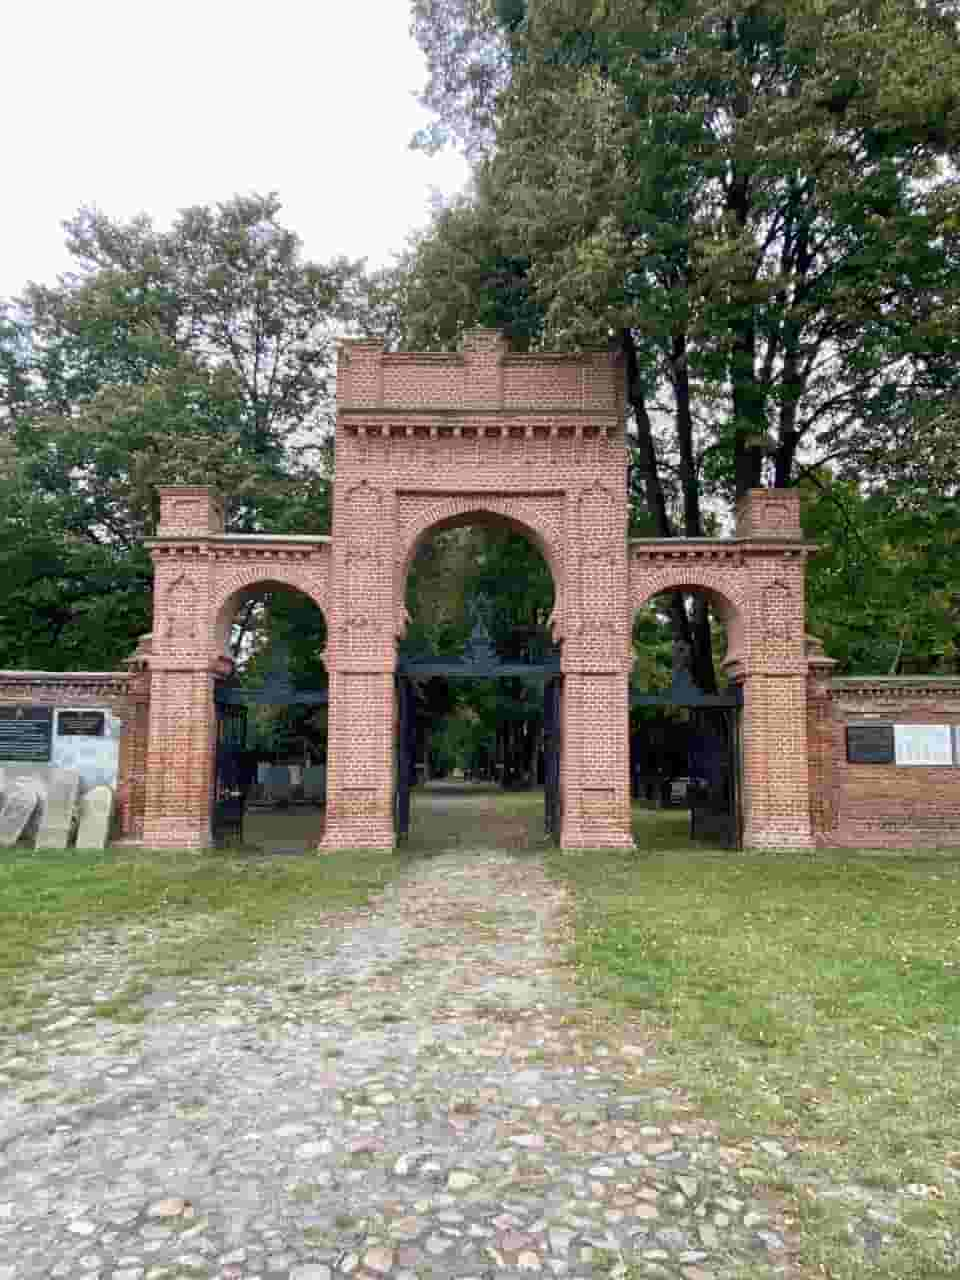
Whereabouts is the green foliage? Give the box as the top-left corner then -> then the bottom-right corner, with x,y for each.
0,194 -> 361,669
802,475 -> 960,674
407,0 -> 960,677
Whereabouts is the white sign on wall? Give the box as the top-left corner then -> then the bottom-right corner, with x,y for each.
50,708 -> 121,791
893,724 -> 954,767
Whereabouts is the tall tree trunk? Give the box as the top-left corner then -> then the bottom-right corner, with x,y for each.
623,328 -> 719,693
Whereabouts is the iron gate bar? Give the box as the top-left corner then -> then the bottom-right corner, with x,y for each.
394,674 -> 416,840
215,686 -> 328,705
543,676 -> 562,843
212,701 -> 249,848
630,671 -> 742,708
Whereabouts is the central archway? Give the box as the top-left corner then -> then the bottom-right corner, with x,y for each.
396,510 -> 561,849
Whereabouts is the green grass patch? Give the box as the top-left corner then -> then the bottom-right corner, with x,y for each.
549,806 -> 960,1276
0,843 -> 399,1003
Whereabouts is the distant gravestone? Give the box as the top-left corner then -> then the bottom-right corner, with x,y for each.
266,765 -> 292,805
0,780 -> 42,847
302,765 -> 327,805
34,768 -> 81,850
75,784 -> 115,849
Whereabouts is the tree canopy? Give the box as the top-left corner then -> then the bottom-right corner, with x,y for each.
0,194 -> 364,669
402,0 -> 960,680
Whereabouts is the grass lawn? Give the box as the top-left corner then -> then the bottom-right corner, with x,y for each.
548,805 -> 960,1278
0,837 -> 398,1024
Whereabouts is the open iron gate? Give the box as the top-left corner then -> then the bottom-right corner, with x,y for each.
631,673 -> 742,850
394,675 -> 417,841
687,707 -> 740,848
212,701 -> 248,848
543,676 -> 562,842
394,604 -> 563,845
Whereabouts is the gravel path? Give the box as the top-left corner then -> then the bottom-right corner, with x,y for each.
0,789 -> 800,1280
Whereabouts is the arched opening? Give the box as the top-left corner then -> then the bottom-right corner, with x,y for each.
631,586 -> 743,850
212,582 -> 328,851
396,513 -> 560,850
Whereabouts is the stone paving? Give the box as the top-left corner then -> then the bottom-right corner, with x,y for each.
0,790 -> 803,1280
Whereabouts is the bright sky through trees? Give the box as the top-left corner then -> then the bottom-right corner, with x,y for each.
2,0 -> 468,298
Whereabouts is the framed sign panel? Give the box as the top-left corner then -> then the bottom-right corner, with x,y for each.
0,706 -> 53,762
846,723 -> 895,764
56,710 -> 106,737
894,724 -> 953,766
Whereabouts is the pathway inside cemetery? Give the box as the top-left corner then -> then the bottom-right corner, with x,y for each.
5,787 -> 806,1280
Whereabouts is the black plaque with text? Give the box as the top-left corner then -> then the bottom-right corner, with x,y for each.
846,723 -> 895,764
0,706 -> 53,761
57,710 -> 106,737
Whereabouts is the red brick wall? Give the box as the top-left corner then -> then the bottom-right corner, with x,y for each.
0,670 -> 143,837
810,677 -> 960,847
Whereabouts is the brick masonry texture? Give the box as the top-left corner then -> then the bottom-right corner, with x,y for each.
3,329 -> 922,853
807,674 -> 960,847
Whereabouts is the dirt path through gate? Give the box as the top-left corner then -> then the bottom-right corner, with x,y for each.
1,789 -> 802,1280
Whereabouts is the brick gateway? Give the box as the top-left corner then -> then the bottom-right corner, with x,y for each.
133,330 -> 820,852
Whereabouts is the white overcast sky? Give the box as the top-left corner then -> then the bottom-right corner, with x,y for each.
1,0 -> 470,300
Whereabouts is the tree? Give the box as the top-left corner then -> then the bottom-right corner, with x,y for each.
0,194 -> 364,669
801,474 -> 960,674
408,0 -> 960,681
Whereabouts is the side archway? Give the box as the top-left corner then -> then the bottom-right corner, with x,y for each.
630,570 -> 748,676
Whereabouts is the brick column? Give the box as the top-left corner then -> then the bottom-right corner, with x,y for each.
739,673 -> 815,849
317,465 -> 397,851
141,487 -> 224,850
141,666 -> 219,849
735,489 -> 816,850
319,669 -> 395,850
559,478 -> 634,850
560,671 -> 634,849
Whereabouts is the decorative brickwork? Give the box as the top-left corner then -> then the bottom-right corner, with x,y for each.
142,488 -> 333,848
137,331 -> 823,852
629,488 -> 818,849
321,330 -> 633,850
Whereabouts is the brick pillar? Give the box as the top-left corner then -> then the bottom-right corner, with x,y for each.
560,671 -> 634,849
142,487 -> 225,850
735,488 -> 817,850
142,666 -> 219,849
558,478 -> 634,850
739,673 -> 815,849
318,669 -> 395,850
317,466 -> 396,852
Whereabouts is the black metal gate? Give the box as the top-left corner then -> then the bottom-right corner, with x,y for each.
212,701 -> 249,848
543,676 -> 562,842
395,675 -> 417,840
687,707 -> 740,848
631,673 -> 742,850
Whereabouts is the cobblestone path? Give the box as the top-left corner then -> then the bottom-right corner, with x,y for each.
0,787 -> 799,1280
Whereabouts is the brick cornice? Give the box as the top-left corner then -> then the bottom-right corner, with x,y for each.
829,676 -> 960,700
0,672 -> 130,697
339,412 -> 623,429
